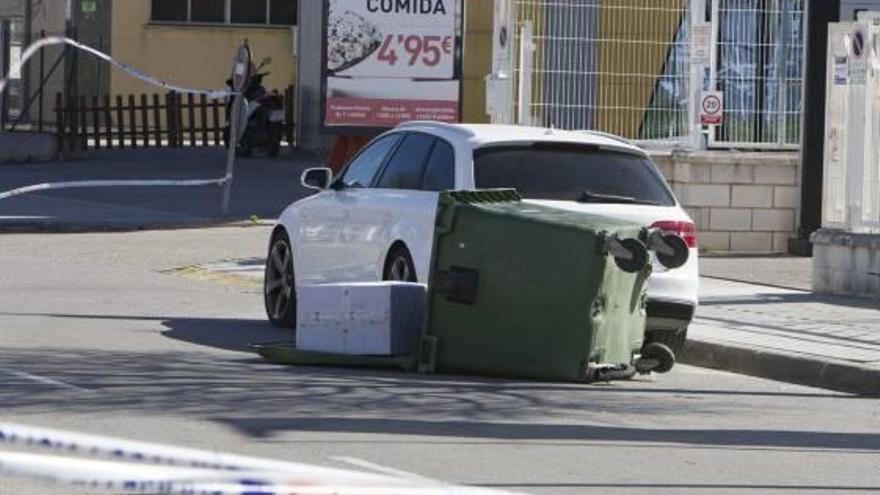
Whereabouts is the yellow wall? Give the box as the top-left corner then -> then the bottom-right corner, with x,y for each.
597,0 -> 686,137
462,0 -> 493,124
462,0 -> 685,135
110,1 -> 297,98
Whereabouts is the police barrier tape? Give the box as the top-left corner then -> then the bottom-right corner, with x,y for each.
0,37 -> 238,202
0,424 -> 521,495
0,36 -> 235,99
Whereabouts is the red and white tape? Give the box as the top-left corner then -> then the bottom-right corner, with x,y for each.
0,177 -> 230,201
0,37 -> 241,201
0,423 -> 522,495
0,36 -> 235,99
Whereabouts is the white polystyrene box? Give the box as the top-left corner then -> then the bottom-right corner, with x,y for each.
296,282 -> 426,356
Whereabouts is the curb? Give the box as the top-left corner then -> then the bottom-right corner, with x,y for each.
680,338 -> 880,396
0,219 -> 275,234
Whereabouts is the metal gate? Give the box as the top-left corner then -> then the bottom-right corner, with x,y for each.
708,0 -> 805,149
513,0 -> 696,145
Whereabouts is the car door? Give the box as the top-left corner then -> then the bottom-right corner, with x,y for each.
344,133 -> 456,282
293,134 -> 401,284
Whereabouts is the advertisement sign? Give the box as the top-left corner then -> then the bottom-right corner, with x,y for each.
700,91 -> 723,125
834,56 -> 849,85
323,0 -> 461,129
691,22 -> 712,66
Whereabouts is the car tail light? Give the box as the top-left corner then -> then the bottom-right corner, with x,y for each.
651,220 -> 697,248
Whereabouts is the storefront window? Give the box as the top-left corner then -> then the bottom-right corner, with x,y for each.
191,0 -> 225,23
231,0 -> 267,24
151,0 -> 187,22
270,0 -> 297,25
151,0 -> 296,25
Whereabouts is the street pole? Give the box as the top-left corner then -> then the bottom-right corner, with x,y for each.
221,94 -> 241,216
61,0 -> 73,153
22,0 -> 32,122
222,42 -> 251,216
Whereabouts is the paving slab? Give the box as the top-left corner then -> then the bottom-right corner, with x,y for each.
683,278 -> 880,396
699,255 -> 812,291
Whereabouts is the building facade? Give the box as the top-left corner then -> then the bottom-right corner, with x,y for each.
110,1 -> 299,99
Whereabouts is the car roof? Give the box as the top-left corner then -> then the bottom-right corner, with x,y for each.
393,122 -> 646,156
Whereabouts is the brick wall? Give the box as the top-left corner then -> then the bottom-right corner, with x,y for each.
649,151 -> 800,253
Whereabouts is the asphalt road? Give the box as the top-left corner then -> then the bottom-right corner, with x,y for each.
0,227 -> 878,494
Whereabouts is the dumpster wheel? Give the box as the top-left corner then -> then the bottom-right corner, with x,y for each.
635,342 -> 676,374
585,363 -> 637,382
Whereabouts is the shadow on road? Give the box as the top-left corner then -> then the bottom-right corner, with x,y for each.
160,317 -> 292,352
214,417 -> 880,451
1,312 -> 877,455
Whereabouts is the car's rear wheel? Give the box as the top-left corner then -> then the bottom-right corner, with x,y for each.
264,231 -> 296,328
383,245 -> 417,282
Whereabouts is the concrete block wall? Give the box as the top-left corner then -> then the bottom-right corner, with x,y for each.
0,133 -> 59,164
812,230 -> 880,299
649,151 -> 800,253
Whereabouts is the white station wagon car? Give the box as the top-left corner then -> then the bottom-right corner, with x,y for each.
264,122 -> 698,354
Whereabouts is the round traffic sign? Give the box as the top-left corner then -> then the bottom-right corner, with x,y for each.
702,95 -> 721,114
230,43 -> 252,93
853,30 -> 865,59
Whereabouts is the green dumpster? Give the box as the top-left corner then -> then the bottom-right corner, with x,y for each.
419,190 -> 653,382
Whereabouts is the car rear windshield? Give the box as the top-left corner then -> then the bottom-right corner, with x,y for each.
473,143 -> 676,206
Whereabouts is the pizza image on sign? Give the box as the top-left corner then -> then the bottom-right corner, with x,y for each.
327,7 -> 383,73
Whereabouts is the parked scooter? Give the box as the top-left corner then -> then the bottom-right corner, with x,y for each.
223,57 -> 284,157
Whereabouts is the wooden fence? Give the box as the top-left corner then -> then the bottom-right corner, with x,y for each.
55,85 -> 295,151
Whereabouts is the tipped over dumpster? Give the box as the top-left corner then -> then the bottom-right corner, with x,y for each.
257,190 -> 689,383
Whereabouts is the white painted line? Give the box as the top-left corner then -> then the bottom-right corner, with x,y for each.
0,368 -> 91,393
331,456 -> 435,482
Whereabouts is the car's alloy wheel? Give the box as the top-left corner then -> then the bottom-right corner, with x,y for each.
384,246 -> 417,282
264,232 -> 296,328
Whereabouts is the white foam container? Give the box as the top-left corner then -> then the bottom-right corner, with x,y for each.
296,282 -> 426,356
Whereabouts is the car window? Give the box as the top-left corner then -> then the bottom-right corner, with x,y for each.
375,133 -> 435,190
340,135 -> 401,188
422,139 -> 456,191
473,144 -> 675,206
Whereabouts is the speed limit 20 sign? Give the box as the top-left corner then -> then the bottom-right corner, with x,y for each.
700,91 -> 724,125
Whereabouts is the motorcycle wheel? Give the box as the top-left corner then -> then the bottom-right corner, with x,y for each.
267,125 -> 282,157
236,144 -> 253,157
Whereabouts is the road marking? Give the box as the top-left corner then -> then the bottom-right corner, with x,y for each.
331,456 -> 434,482
0,368 -> 91,393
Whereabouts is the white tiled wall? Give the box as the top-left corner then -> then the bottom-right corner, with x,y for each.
650,151 -> 800,253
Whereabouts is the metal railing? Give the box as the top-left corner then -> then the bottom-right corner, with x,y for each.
513,0 -> 694,144
509,0 -> 805,150
709,0 -> 805,149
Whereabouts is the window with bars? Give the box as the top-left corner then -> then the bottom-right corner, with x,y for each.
151,0 -> 297,26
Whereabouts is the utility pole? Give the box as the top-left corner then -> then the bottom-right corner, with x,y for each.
22,0 -> 32,122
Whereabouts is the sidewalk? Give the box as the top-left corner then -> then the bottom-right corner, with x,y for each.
0,148 -> 316,232
687,257 -> 880,396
